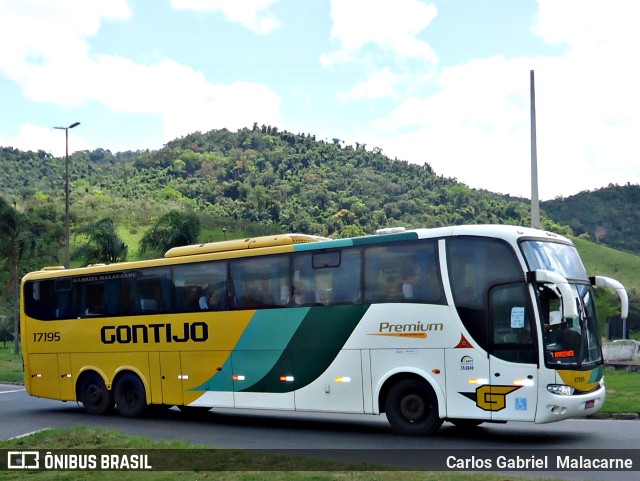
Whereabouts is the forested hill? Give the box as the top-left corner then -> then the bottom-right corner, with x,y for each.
0,126 -> 566,240
3,126 -> 639,332
542,184 -> 640,255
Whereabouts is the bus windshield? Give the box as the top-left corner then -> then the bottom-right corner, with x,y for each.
520,240 -> 588,281
521,240 -> 602,371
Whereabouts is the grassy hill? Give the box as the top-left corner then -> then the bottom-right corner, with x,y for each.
543,184 -> 640,254
573,237 -> 640,290
572,236 -> 640,335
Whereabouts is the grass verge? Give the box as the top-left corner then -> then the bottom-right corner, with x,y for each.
0,347 -> 22,383
599,367 -> 640,414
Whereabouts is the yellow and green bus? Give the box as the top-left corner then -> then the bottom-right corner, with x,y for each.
20,225 -> 628,435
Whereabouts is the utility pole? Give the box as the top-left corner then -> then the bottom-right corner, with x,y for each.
530,70 -> 540,229
53,122 -> 80,268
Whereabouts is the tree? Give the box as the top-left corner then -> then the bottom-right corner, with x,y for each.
73,218 -> 128,265
0,197 -> 36,301
0,316 -> 14,348
139,210 -> 201,258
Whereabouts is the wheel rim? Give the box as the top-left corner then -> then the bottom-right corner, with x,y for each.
400,393 -> 426,422
122,382 -> 140,408
86,383 -> 104,406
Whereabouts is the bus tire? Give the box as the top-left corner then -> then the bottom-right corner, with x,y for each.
384,379 -> 443,436
114,372 -> 147,418
78,372 -> 113,415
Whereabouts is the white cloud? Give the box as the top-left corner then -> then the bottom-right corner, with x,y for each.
0,0 -> 282,151
171,0 -> 281,34
1,124 -> 89,158
163,81 -> 282,141
320,0 -> 438,67
0,0 -> 131,106
340,68 -> 398,101
359,1 -> 640,200
365,56 -> 532,195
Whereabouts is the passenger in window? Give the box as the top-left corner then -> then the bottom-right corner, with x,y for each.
382,274 -> 404,301
198,285 -> 210,310
315,275 -> 334,305
200,285 -> 227,311
278,284 -> 290,305
243,279 -> 270,308
85,304 -> 104,316
401,266 -> 419,299
208,289 -> 228,310
85,289 -> 105,316
316,288 -> 333,305
292,280 -> 313,305
186,286 -> 202,311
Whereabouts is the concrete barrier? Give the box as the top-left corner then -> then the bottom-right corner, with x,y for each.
602,340 -> 640,362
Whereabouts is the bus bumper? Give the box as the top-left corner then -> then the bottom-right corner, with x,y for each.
535,385 -> 605,424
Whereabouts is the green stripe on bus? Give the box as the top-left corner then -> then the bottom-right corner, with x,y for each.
192,308 -> 309,392
293,239 -> 354,252
192,305 -> 369,394
239,304 -> 369,393
293,232 -> 419,252
589,364 -> 604,382
351,231 -> 418,246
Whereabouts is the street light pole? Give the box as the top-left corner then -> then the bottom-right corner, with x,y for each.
54,122 -> 80,268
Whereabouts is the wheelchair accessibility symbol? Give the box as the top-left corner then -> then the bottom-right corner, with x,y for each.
515,397 -> 528,411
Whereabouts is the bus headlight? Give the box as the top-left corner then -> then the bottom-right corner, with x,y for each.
547,384 -> 575,396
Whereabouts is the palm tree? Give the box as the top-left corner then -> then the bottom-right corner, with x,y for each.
0,197 -> 36,355
139,210 -> 201,258
0,197 -> 36,301
73,218 -> 128,265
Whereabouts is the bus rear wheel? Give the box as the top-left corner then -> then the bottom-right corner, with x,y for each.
78,373 -> 113,415
385,379 -> 443,436
114,372 -> 147,418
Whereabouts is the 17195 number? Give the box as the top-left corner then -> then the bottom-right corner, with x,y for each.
32,332 -> 61,342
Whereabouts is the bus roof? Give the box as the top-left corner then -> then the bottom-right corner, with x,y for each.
413,224 -> 571,244
164,233 -> 329,258
23,225 -> 571,281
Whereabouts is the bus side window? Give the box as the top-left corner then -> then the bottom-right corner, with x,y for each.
173,262 -> 227,312
230,255 -> 289,309
55,279 -> 73,319
329,249 -> 361,303
292,254 -> 314,305
293,249 -> 361,306
364,241 -> 445,304
79,281 -> 106,317
24,280 -> 57,321
121,268 -> 171,315
447,237 -> 523,351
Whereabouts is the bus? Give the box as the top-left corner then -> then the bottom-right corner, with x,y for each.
20,225 -> 628,436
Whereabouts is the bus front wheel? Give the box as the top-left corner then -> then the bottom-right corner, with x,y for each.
384,379 -> 443,436
78,372 -> 113,415
114,372 -> 147,418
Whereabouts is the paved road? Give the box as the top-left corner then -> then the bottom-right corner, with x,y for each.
2,383 -> 638,480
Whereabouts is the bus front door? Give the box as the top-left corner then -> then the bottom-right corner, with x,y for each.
487,283 -> 538,422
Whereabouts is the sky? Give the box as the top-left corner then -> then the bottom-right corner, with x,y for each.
1,0 -> 639,201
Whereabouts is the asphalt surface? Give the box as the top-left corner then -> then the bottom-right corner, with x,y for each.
1,383 -> 639,481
